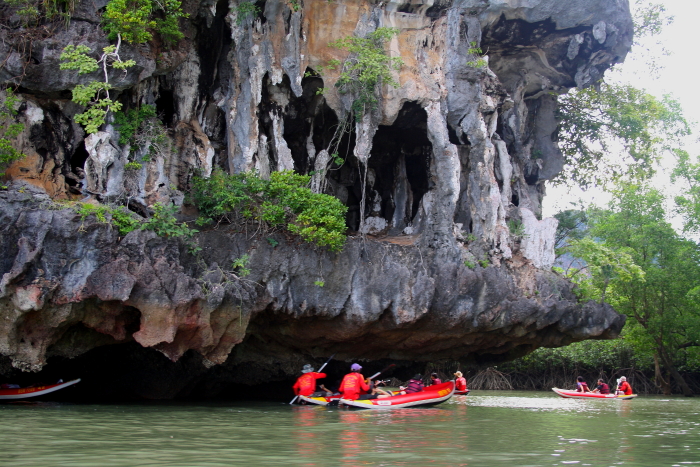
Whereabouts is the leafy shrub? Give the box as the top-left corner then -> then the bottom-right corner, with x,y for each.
114,105 -> 158,146
75,202 -> 194,238
0,89 -> 26,186
191,169 -> 348,251
329,27 -> 403,118
143,202 -> 196,238
60,45 -> 135,133
235,1 -> 260,24
2,0 -> 74,27
507,219 -> 527,240
466,41 -> 486,68
103,0 -> 188,45
232,255 -> 251,277
114,105 -> 168,167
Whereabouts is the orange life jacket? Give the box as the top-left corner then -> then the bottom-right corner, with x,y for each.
292,372 -> 326,396
339,372 -> 370,400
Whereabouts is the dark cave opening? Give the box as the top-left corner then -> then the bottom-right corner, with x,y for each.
69,141 -> 89,178
257,79 -> 432,235
156,89 -> 176,127
363,101 -> 432,234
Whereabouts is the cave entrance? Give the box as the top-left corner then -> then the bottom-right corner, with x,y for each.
258,70 -> 345,175
257,77 -> 435,235
363,101 -> 432,235
156,89 -> 176,127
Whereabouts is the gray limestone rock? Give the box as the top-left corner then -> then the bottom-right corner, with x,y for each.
0,0 -> 633,390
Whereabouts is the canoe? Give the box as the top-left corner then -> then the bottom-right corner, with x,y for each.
552,387 -> 637,400
340,381 -> 455,409
298,394 -> 342,406
0,379 -> 81,400
455,389 -> 470,395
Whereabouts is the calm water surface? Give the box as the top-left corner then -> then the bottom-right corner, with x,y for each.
1,391 -> 699,466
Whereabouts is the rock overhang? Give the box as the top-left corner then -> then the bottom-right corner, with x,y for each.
0,0 -> 633,395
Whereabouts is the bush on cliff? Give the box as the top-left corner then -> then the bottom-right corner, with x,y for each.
191,169 -> 348,251
103,0 -> 188,45
0,89 -> 25,187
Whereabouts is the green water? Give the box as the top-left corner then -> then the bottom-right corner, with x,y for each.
1,391 -> 699,466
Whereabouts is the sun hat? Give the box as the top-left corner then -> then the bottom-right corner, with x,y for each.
302,364 -> 314,373
619,376 -> 627,381
351,363 -> 362,371
454,371 -> 463,377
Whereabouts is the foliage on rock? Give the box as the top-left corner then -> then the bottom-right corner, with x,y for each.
328,27 -> 403,118
1,0 -> 74,26
103,0 -> 188,45
191,169 -> 348,251
77,202 -> 195,239
60,43 -> 135,133
114,104 -> 169,167
0,89 -> 25,186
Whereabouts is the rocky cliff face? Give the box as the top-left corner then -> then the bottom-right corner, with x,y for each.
0,0 -> 631,397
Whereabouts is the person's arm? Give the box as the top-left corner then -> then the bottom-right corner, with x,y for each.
360,377 -> 371,392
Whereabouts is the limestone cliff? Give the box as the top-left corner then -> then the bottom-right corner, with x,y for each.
0,0 -> 631,396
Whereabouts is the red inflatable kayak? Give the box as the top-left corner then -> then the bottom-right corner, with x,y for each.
455,389 -> 470,395
0,379 -> 81,400
552,387 -> 637,400
340,381 -> 455,409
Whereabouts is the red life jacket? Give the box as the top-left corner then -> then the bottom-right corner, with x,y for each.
455,377 -> 467,391
339,372 -> 370,400
292,372 -> 326,396
619,381 -> 632,395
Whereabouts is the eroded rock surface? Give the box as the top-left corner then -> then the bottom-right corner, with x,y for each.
0,0 -> 632,396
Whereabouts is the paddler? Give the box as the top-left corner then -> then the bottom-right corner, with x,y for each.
454,371 -> 467,392
292,364 -> 327,397
615,376 -> 633,395
339,363 -> 371,400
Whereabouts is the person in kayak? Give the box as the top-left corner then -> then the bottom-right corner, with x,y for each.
397,374 -> 424,395
430,373 -> 442,385
454,371 -> 468,392
591,378 -> 610,394
339,363 -> 371,400
575,376 -> 591,393
616,376 -> 633,395
292,364 -> 327,397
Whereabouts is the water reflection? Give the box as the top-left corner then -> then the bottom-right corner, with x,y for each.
293,406 -> 324,467
1,392 -> 699,466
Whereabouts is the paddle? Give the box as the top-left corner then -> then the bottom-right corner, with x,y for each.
367,363 -> 396,381
289,353 -> 336,405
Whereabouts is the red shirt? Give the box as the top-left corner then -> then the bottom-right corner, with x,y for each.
619,381 -> 632,395
339,372 -> 370,400
292,372 -> 327,396
455,377 -> 467,391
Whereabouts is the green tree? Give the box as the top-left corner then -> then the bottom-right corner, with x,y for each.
671,150 -> 700,234
556,84 -> 689,188
576,184 -> 700,395
554,1 -> 687,189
